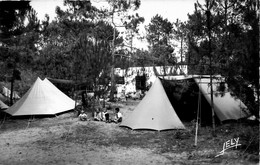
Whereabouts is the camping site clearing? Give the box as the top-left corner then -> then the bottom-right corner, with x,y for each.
0,100 -> 258,165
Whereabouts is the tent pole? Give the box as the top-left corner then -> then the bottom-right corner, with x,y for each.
26,115 -> 32,129
210,75 -> 216,137
239,85 -> 242,124
194,77 -> 201,146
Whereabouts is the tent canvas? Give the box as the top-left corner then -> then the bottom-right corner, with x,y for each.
5,77 -> 75,116
160,76 -> 250,125
43,78 -> 75,106
120,77 -> 185,131
194,78 -> 249,121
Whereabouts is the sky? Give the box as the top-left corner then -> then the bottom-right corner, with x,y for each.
30,0 -> 199,21
30,0 -> 201,49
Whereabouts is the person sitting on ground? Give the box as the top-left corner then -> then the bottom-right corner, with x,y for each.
94,107 -> 105,121
103,108 -> 110,123
113,107 -> 122,123
79,110 -> 88,121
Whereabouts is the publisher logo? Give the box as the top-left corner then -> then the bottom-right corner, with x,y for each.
215,137 -> 242,157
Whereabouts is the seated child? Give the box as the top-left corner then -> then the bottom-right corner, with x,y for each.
94,107 -> 105,121
79,110 -> 88,121
113,107 -> 122,123
103,108 -> 110,122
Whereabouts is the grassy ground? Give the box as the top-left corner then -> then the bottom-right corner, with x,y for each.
0,99 -> 259,165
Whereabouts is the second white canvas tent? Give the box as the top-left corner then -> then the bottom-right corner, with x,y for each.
160,75 -> 250,124
5,77 -> 75,116
194,78 -> 249,121
120,77 -> 185,131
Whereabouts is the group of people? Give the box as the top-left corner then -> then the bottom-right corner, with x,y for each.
78,107 -> 122,124
94,107 -> 122,123
93,107 -> 109,122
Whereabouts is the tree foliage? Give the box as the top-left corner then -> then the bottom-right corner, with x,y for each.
38,1 -> 116,98
0,1 -> 40,74
146,14 -> 176,75
0,1 -> 43,104
186,0 -> 259,117
38,0 -> 143,100
173,19 -> 189,64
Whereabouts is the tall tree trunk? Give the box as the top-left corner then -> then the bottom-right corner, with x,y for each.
109,22 -> 116,102
206,9 -> 216,136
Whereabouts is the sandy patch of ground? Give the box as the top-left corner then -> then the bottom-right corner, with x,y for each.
0,120 -> 170,164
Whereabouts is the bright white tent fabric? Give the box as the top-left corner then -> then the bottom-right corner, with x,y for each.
5,77 -> 75,116
120,78 -> 185,131
194,78 -> 249,121
43,78 -> 75,107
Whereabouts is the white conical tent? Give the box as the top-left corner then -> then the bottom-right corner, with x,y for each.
120,78 -> 185,131
5,77 -> 75,116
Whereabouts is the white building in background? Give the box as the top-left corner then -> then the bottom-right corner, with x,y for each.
114,65 -> 187,97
